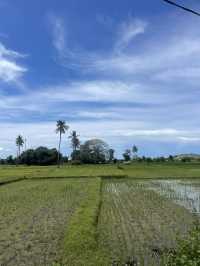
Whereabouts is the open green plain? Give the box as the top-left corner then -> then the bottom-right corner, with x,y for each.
1,162 -> 200,182
0,163 -> 200,265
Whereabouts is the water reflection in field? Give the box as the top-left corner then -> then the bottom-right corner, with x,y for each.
148,179 -> 200,214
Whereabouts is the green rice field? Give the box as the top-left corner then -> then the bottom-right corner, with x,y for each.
0,163 -> 200,265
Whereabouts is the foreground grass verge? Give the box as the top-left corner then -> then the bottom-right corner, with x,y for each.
167,222 -> 200,266
61,177 -> 110,266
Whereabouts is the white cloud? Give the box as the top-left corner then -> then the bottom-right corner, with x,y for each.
115,17 -> 147,51
1,120 -> 200,158
154,67 -> 200,81
0,79 -> 177,112
48,15 -> 148,71
0,42 -> 27,83
114,129 -> 180,137
47,12 -> 200,87
49,15 -> 66,55
93,37 -> 200,80
2,14 -> 200,157
178,137 -> 200,143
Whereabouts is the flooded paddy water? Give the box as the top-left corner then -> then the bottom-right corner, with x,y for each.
148,179 -> 200,214
98,178 -> 200,265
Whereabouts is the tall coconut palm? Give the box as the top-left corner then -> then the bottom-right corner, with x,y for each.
132,145 -> 138,159
16,135 -> 24,158
56,120 -> 69,166
69,131 -> 80,152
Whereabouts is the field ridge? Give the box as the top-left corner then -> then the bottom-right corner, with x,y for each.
61,177 -> 110,266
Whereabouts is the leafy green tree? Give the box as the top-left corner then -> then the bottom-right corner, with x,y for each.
20,147 -> 61,165
181,157 -> 191,163
71,150 -> 81,161
80,139 -> 109,164
168,155 -> 174,162
6,155 -> 15,165
123,149 -> 131,161
16,135 -> 24,158
56,120 -> 69,167
69,131 -> 81,161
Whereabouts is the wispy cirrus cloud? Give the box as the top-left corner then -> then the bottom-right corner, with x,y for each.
93,36 -> 200,80
48,14 -> 148,71
48,13 -> 200,88
0,42 -> 27,83
48,14 -> 66,56
115,17 -> 147,51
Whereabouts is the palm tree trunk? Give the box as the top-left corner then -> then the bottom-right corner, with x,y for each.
57,132 -> 62,167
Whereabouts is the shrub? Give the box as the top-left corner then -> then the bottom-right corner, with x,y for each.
167,223 -> 200,266
19,147 -> 61,165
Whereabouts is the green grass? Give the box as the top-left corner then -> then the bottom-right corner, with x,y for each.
98,179 -> 197,265
122,162 -> 200,179
1,162 -> 200,182
0,175 -> 26,185
0,164 -> 124,180
62,177 -> 110,266
1,163 -> 200,265
167,223 -> 200,265
0,178 -> 93,266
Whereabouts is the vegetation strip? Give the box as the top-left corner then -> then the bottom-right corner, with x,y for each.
27,175 -> 128,180
166,222 -> 200,265
62,177 -> 110,266
0,177 -> 27,186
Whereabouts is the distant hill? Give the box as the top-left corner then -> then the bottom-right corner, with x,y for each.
174,154 -> 200,160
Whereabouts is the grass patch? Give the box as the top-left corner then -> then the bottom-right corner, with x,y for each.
2,162 -> 200,180
166,222 -> 200,265
0,176 -> 27,186
98,179 -> 196,265
0,179 -> 92,266
62,177 -> 110,266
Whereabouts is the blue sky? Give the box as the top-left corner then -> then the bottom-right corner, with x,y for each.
1,0 -> 200,158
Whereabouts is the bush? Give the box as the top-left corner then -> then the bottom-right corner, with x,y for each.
71,160 -> 82,165
167,223 -> 200,265
19,147 -> 61,165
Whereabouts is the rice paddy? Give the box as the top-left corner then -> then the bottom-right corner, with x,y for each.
0,178 -> 93,266
0,164 -> 200,265
98,179 -> 200,265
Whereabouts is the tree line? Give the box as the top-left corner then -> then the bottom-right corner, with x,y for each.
0,121 -> 117,165
0,120 -> 191,166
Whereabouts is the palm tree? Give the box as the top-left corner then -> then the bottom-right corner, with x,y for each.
108,148 -> 115,162
69,131 -> 80,152
16,135 -> 24,158
56,120 -> 69,166
132,145 -> 138,159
